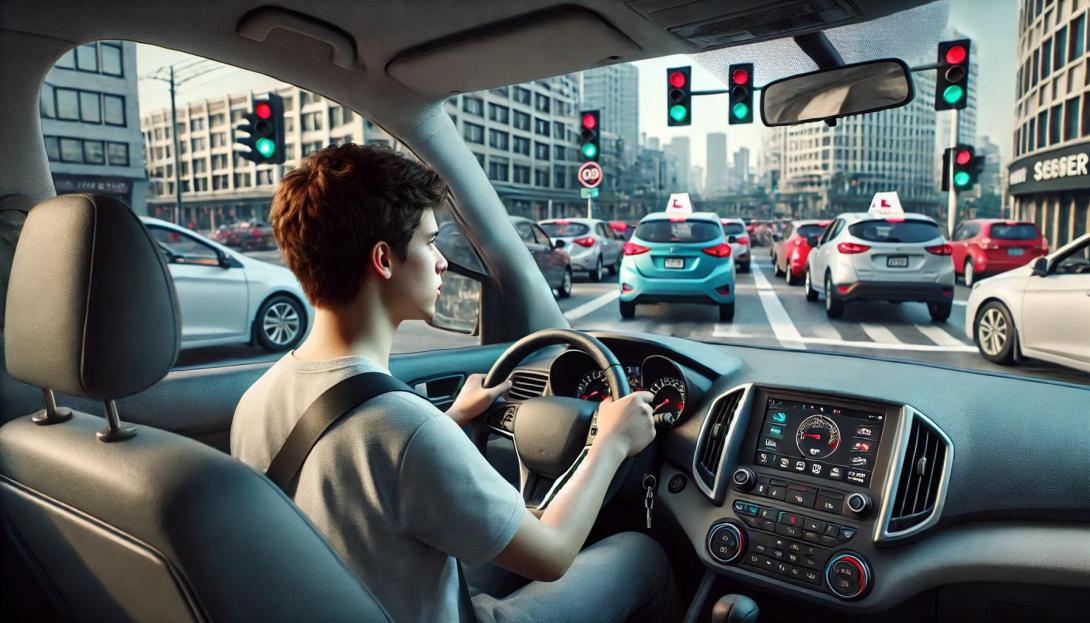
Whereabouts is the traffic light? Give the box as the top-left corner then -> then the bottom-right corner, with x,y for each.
579,110 -> 600,162
728,63 -> 754,124
942,144 -> 976,191
666,67 -> 691,126
236,92 -> 285,164
935,39 -> 970,110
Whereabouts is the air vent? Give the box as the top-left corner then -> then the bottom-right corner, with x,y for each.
506,370 -> 549,401
695,388 -> 745,492
887,415 -> 949,534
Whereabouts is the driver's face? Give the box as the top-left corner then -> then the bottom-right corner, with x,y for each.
387,209 -> 447,322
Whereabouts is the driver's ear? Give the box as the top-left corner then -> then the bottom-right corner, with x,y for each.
371,241 -> 394,280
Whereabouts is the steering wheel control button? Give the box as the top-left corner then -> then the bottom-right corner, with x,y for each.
846,492 -> 871,516
732,467 -> 757,491
825,553 -> 872,600
706,522 -> 746,565
667,474 -> 687,493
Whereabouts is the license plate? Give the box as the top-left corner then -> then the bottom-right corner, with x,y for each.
1008,248 -> 1024,256
665,257 -> 685,269
887,256 -> 909,268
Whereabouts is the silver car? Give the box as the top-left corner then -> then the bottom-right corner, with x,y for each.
966,233 -> 1090,372
143,218 -> 312,351
538,218 -> 624,282
804,212 -> 956,321
719,217 -> 752,273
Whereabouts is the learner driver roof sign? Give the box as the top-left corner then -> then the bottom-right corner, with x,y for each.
867,191 -> 904,219
665,192 -> 693,216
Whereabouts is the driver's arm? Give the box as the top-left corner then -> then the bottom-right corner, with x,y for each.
491,391 -> 655,582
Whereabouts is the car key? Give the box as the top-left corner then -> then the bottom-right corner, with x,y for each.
642,474 -> 657,530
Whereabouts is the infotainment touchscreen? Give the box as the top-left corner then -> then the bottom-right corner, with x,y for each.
753,396 -> 885,487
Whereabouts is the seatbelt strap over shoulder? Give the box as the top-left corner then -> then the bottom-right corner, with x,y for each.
265,372 -> 415,493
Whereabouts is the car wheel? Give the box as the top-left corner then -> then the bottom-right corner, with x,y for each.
619,300 -> 636,319
773,255 -> 784,277
607,255 -> 620,276
824,273 -> 844,318
557,267 -> 573,298
254,294 -> 306,351
975,301 -> 1017,364
738,261 -> 751,274
786,267 -> 801,286
963,260 -> 975,287
718,302 -> 735,322
928,300 -> 952,322
590,256 -> 604,283
804,269 -> 819,302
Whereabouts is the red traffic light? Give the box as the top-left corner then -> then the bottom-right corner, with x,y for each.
955,149 -> 972,165
668,71 -> 687,89
945,45 -> 967,65
731,68 -> 749,85
255,102 -> 272,119
581,113 -> 596,129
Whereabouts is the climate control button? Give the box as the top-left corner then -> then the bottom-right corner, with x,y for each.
825,552 -> 872,600
706,521 -> 746,564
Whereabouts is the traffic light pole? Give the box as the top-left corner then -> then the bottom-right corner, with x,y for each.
586,196 -> 592,219
169,65 -> 183,225
947,108 -> 959,238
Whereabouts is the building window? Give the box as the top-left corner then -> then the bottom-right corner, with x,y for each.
212,175 -> 229,191
1038,111 -> 1048,148
534,118 -> 550,137
534,142 -> 550,160
55,48 -> 75,69
55,88 -> 79,121
210,132 -> 227,148
76,43 -> 98,72
234,173 -> 252,187
191,117 -> 205,132
488,158 -> 509,182
535,168 -> 549,187
103,95 -> 125,126
534,93 -> 550,113
192,137 -> 207,152
209,113 -> 225,127
472,152 -> 485,168
554,145 -> 566,161
1066,96 -> 1080,140
1071,14 -> 1085,59
513,164 -> 530,184
1050,104 -> 1063,144
44,136 -> 60,161
488,129 -> 509,150
554,167 -> 566,189
100,42 -> 123,76
1043,37 -> 1053,78
79,91 -> 101,123
513,111 -> 531,131
39,86 -> 56,118
107,141 -> 129,166
59,137 -> 82,162
302,141 -> 323,155
488,104 -> 509,124
514,87 -> 531,105
257,170 -> 273,186
301,112 -> 322,131
82,140 -> 105,164
193,159 -> 207,174
464,122 -> 484,144
553,121 -> 566,139
1056,26 -> 1068,68
463,97 -> 483,116
513,136 -> 530,156
211,154 -> 227,169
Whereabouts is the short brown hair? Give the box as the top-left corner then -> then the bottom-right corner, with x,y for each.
270,144 -> 447,307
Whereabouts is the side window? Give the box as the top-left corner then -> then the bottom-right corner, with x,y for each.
149,227 -> 220,265
515,222 -> 536,244
966,223 -> 980,239
532,225 -> 552,246
952,224 -> 965,241
595,223 -> 607,238
783,223 -> 794,239
1054,241 -> 1090,274
820,220 -> 839,244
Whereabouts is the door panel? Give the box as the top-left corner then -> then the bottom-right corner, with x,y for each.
1022,244 -> 1090,365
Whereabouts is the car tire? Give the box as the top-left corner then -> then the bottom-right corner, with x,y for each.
786,268 -> 801,286
557,267 -> 573,298
824,273 -> 844,318
738,261 -> 751,274
963,260 -> 976,287
608,256 -> 620,276
928,300 -> 952,322
772,254 -> 784,277
718,302 -> 735,322
590,256 -> 604,283
619,300 -> 636,319
804,268 -> 819,302
974,301 -> 1017,364
254,294 -> 306,351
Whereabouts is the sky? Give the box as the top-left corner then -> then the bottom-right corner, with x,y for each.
137,0 -> 1019,174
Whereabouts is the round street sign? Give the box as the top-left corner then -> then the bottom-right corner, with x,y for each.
578,162 -> 603,189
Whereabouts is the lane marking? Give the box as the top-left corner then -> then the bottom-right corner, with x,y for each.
565,289 -> 620,321
796,336 -> 977,353
860,323 -> 900,344
914,323 -> 969,347
750,262 -> 805,349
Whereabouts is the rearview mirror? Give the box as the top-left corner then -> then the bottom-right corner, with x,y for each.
807,235 -> 820,247
761,59 -> 914,127
1031,257 -> 1049,277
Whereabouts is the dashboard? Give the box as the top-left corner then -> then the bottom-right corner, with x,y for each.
500,331 -> 1090,616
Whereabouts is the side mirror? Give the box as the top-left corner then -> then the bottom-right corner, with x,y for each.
728,235 -> 737,244
1031,257 -> 1049,277
773,232 -> 783,242
553,239 -> 566,249
218,251 -> 233,269
807,235 -> 820,247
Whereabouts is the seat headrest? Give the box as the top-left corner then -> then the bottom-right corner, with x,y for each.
3,194 -> 180,400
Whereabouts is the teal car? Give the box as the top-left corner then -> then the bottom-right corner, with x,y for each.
619,211 -> 736,321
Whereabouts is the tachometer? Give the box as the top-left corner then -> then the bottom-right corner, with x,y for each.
795,415 -> 841,460
647,376 -> 687,426
575,370 -> 609,401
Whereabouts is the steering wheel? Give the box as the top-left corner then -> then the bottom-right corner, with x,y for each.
473,329 -> 633,510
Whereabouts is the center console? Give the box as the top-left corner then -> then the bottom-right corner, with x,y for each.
689,384 -> 950,605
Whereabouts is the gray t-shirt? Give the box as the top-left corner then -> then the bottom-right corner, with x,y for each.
231,353 -> 524,622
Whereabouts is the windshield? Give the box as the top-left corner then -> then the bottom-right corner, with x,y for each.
848,220 -> 942,243
635,220 -> 721,243
990,223 -> 1040,240
540,222 -> 590,237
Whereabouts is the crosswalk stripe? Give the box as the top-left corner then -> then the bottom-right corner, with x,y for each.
751,262 -> 805,349
797,336 -> 978,352
860,323 -> 900,343
915,323 -> 969,347
565,290 -> 619,321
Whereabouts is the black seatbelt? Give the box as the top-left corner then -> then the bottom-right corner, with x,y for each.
265,372 -> 414,493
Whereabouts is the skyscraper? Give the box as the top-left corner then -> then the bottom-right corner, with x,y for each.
732,147 -> 750,192
582,64 -> 639,164
663,136 -> 691,192
706,132 -> 728,196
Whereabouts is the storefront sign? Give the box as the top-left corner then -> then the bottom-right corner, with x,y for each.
1008,143 -> 1090,195
52,174 -> 133,196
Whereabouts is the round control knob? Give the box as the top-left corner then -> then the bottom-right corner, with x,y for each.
706,521 -> 746,565
825,552 -> 872,600
846,492 -> 871,516
731,467 -> 757,491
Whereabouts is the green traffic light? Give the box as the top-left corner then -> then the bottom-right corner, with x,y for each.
669,104 -> 688,123
954,171 -> 970,187
256,138 -> 276,158
732,102 -> 750,120
581,142 -> 598,159
942,85 -> 965,105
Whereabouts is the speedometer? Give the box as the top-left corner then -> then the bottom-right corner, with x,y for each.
795,415 -> 841,460
647,376 -> 686,426
575,370 -> 609,401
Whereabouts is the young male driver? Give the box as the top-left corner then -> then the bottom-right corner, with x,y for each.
232,144 -> 678,622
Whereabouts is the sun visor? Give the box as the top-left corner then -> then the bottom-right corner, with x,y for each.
387,9 -> 642,96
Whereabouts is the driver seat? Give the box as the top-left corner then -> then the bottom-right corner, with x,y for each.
0,194 -> 391,621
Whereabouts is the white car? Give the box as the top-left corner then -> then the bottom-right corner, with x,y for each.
719,217 -> 752,273
538,218 -> 624,282
142,218 -> 311,351
805,212 -> 956,321
966,233 -> 1090,373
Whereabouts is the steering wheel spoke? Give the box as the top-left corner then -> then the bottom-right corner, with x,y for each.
483,402 -> 518,438
518,447 -> 590,510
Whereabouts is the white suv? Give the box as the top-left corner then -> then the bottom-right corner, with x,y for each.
804,212 -> 956,321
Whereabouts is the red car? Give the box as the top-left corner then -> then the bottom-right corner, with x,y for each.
950,219 -> 1049,286
771,219 -> 831,285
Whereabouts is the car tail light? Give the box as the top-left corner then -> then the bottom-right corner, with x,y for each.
251,227 -> 263,237
979,237 -> 999,250
837,242 -> 871,254
836,284 -> 855,295
702,243 -> 733,258
623,242 -> 650,256
715,285 -> 731,295
925,244 -> 953,256
622,283 -> 635,293
573,236 -> 595,247
736,236 -> 750,245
